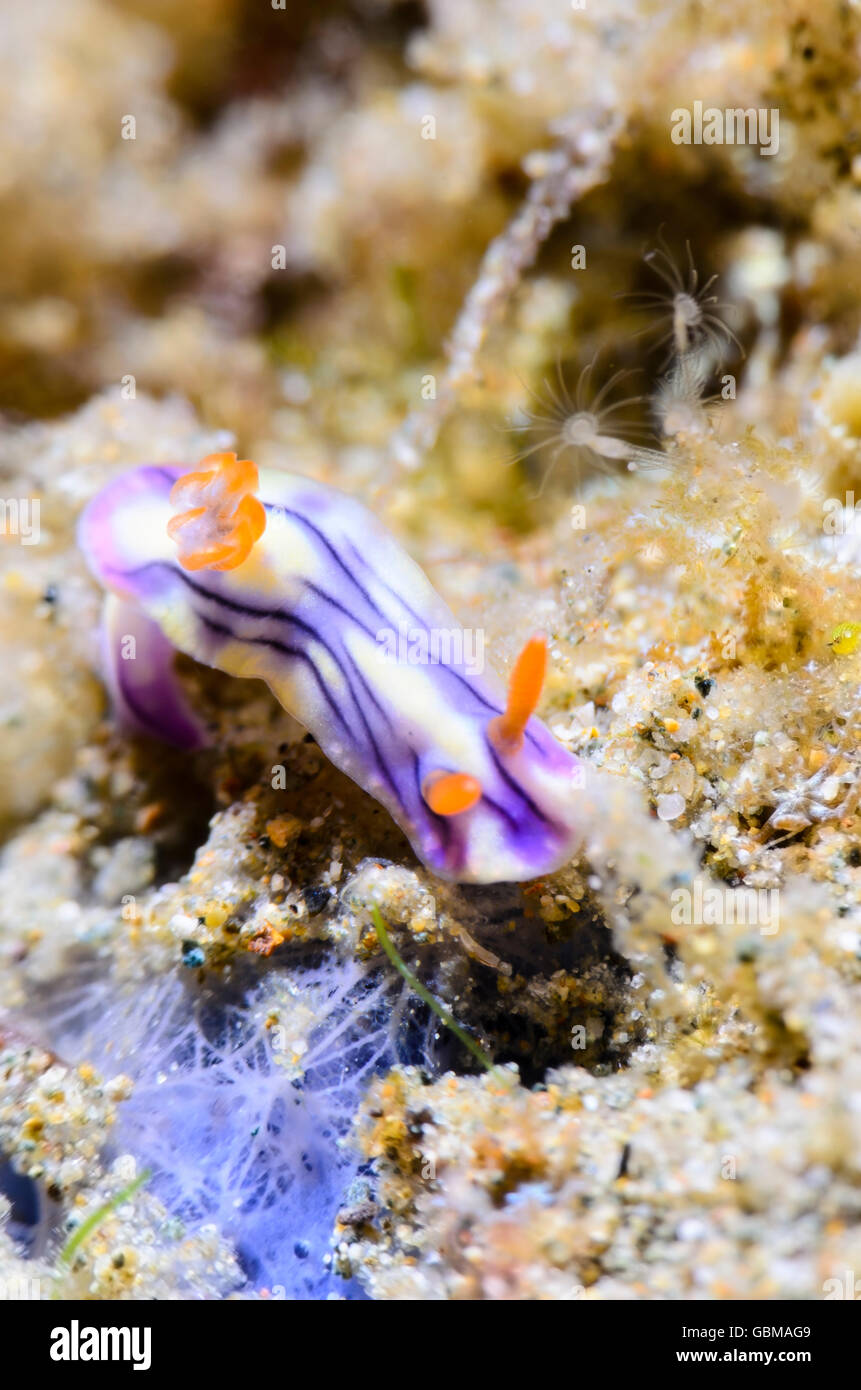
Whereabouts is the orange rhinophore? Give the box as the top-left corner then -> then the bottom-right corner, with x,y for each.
422,769 -> 483,816
167,452 -> 266,571
488,632 -> 547,752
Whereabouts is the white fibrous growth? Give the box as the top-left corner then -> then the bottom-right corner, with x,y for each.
633,237 -> 743,364
32,946 -> 424,1296
653,351 -> 715,441
509,358 -> 667,492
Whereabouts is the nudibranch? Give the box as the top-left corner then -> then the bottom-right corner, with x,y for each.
78,453 -> 583,883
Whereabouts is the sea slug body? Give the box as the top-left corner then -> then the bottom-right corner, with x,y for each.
78,453 -> 583,883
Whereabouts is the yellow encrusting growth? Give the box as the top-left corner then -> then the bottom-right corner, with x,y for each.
828,622 -> 861,655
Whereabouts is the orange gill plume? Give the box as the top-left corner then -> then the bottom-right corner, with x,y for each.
167,451 -> 266,571
488,632 -> 548,752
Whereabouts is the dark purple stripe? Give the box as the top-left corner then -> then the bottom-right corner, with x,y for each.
118,559 -> 541,759
339,644 -> 396,737
196,610 -> 403,808
344,541 -> 507,717
344,539 -> 543,751
195,612 -> 351,738
303,580 -> 381,643
120,563 -> 392,686
270,504 -> 387,625
485,738 -> 557,829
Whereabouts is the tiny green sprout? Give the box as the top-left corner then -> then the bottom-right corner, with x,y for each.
828,622 -> 861,656
57,1169 -> 151,1273
370,906 -> 502,1078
